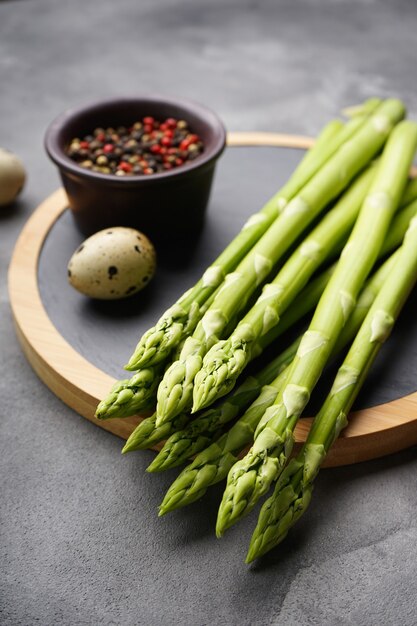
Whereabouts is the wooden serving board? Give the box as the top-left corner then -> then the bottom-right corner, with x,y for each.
8,132 -> 417,466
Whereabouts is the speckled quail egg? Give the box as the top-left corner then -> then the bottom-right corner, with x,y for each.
67,227 -> 156,299
0,147 -> 26,206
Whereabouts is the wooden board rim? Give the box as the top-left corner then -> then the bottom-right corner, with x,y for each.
8,131 -> 417,466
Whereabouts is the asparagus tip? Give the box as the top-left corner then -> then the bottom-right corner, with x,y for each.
245,550 -> 256,564
124,353 -> 147,370
146,458 -> 164,473
215,521 -> 225,538
245,536 -> 268,563
192,381 -> 215,414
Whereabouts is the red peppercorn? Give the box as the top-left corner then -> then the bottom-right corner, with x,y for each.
159,147 -> 168,155
150,144 -> 162,154
166,118 -> 177,129
143,124 -> 153,134
175,158 -> 184,166
163,163 -> 173,170
143,167 -> 153,175
103,144 -> 114,153
80,141 -> 89,149
167,147 -> 177,155
163,129 -> 174,138
143,116 -> 154,126
96,133 -> 106,142
160,123 -> 169,132
179,140 -> 190,151
187,134 -> 199,144
119,162 -> 132,173
161,137 -> 171,147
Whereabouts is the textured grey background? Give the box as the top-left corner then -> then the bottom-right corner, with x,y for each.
1,1 -> 417,625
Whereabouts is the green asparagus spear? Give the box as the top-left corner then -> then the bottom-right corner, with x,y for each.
271,98 -> 380,204
258,188 -> 417,353
121,411 -> 191,453
158,370 -> 288,516
399,175 -> 417,205
193,173 -> 417,413
216,120 -> 417,536
98,191 -> 417,423
95,366 -> 162,419
125,108 -> 373,373
158,239 -> 406,515
98,269 -> 334,423
96,296 -> 250,422
291,119 -> 343,173
123,272 -> 336,453
381,193 -> 417,253
247,215 -> 417,562
114,179 -> 417,426
147,338 -> 300,471
157,100 -> 404,423
122,273 -> 333,451
155,100 -> 405,425
192,166 -> 376,413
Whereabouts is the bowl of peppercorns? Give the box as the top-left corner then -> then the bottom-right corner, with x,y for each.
45,95 -> 226,248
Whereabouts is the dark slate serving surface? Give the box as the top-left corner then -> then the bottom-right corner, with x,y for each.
38,145 -> 304,380
2,1 -> 417,625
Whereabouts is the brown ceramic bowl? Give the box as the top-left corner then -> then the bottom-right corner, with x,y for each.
44,95 -> 226,250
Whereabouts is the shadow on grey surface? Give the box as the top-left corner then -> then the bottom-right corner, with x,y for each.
0,197 -> 26,221
83,276 -> 160,320
143,477 -> 226,547
323,443 -> 417,484
167,480 -> 227,543
248,524 -> 311,573
137,444 -> 417,577
154,226 -> 206,267
247,444 -> 417,570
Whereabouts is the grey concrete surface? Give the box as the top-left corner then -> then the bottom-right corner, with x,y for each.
1,1 -> 417,625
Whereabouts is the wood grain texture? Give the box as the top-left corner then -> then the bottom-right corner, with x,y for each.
8,132 -> 417,466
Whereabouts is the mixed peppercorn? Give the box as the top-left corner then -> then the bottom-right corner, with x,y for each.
65,116 -> 204,176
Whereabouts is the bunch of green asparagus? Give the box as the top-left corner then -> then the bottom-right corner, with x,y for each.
96,97 -> 417,562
